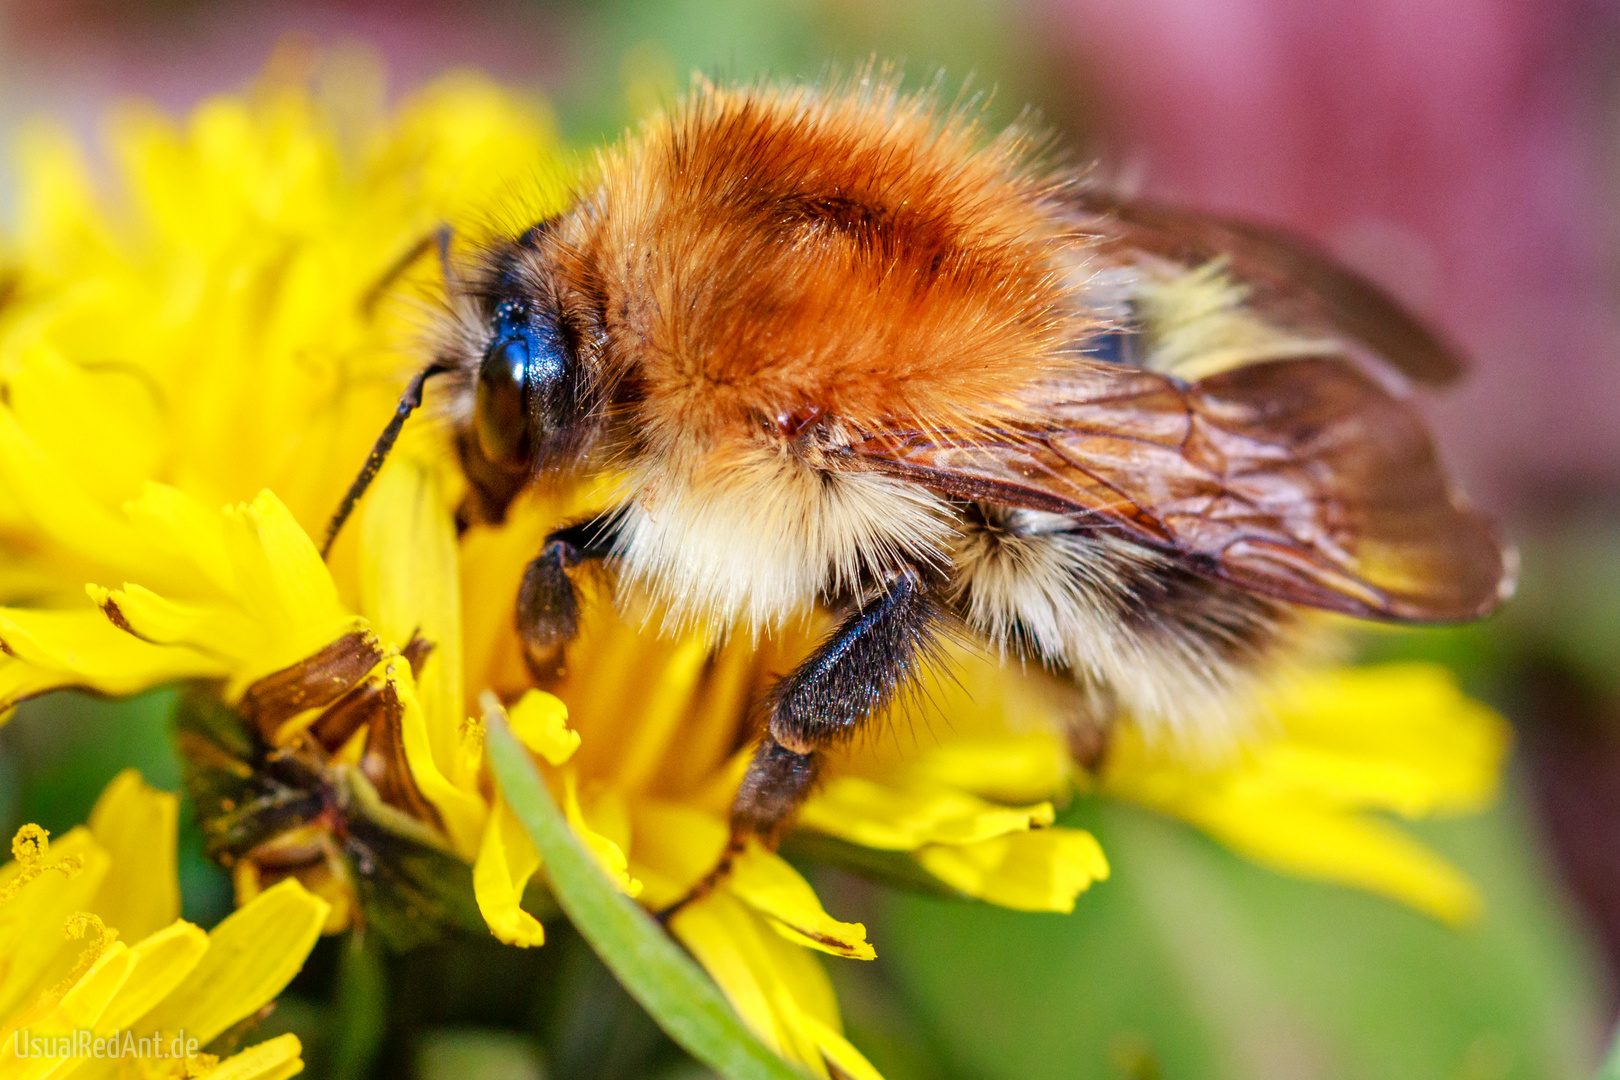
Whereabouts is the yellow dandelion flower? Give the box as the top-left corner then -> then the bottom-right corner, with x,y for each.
1090,661 -> 1510,924
0,56 -> 1511,1079
0,771 -> 328,1080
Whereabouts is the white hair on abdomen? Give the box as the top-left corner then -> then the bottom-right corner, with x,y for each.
951,506 -> 1297,748
614,446 -> 951,639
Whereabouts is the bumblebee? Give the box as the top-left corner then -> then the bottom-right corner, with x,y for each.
326,75 -> 1511,904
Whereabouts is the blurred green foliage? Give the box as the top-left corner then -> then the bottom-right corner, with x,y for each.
863,796 -> 1604,1080
545,0 -> 1090,147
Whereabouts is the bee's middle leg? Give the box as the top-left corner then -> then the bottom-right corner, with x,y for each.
660,563 -> 945,918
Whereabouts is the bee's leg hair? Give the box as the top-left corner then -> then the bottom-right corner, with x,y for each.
516,511 -> 624,675
657,564 -> 944,921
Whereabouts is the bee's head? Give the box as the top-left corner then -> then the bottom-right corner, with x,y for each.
472,290 -> 576,470
450,221 -> 602,521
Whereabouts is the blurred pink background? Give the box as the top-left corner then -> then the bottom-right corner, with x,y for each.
1051,0 -> 1620,519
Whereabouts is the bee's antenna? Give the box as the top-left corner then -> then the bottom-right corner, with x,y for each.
320,362 -> 451,559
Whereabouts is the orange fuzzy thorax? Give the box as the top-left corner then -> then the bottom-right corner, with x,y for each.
560,78 -> 1085,462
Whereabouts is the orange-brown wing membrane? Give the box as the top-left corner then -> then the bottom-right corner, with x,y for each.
1067,191 -> 1466,386
849,357 -> 1509,622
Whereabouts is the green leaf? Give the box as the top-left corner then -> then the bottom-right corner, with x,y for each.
328,932 -> 389,1080
484,710 -> 806,1080
545,924 -> 676,1079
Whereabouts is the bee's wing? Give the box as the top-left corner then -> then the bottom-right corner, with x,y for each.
1068,191 -> 1466,386
848,357 -> 1511,621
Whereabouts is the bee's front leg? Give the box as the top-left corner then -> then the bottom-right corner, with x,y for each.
361,224 -> 454,318
516,511 -> 623,679
660,563 -> 945,919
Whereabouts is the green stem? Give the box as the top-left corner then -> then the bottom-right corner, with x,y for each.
484,710 -> 807,1080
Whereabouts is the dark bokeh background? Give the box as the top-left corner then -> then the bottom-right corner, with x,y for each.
2,2 -> 1618,1078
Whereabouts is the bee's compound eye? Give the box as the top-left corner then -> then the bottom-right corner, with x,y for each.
475,332 -> 535,468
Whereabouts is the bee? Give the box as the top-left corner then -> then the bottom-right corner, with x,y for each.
325,74 -> 1512,905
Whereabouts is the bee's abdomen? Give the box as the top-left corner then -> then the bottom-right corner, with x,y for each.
949,503 -> 1302,741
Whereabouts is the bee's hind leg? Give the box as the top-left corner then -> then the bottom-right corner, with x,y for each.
516,511 -> 624,681
657,563 -> 946,921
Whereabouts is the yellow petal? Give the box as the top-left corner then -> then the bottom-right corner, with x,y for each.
359,454 -> 468,785
914,828 -> 1110,913
473,792 -> 545,948
122,482 -> 235,596
507,690 -> 578,766
12,121 -> 114,269
0,406 -> 186,591
727,844 -> 875,960
798,776 -> 1055,851
0,944 -> 136,1080
2,341 -> 163,512
599,633 -> 711,794
0,828 -> 111,1019
86,583 -> 227,649
132,878 -> 328,1046
562,771 -> 642,899
769,989 -> 886,1080
394,660 -> 486,857
899,733 -> 1072,806
1100,662 -> 1505,923
217,491 -> 365,695
394,74 -> 567,217
668,893 -> 827,1076
88,770 -> 179,940
671,891 -> 881,1080
457,495 -> 557,711
93,920 -> 210,1035
225,495 -> 342,631
1182,795 -> 1482,925
0,607 -> 220,710
47,941 -> 137,1031
1260,663 -> 1509,815
197,1032 -> 305,1080
625,799 -> 729,910
74,490 -> 363,701
651,636 -> 768,798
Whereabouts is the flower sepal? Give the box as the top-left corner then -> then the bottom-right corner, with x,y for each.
176,674 -> 492,953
